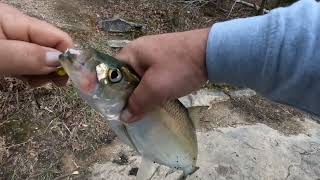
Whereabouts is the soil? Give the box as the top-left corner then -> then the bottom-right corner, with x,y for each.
0,0 -> 297,179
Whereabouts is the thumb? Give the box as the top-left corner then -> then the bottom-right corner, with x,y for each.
0,40 -> 61,76
121,68 -> 168,123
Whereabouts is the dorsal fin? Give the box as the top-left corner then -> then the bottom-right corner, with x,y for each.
186,107 -> 200,130
161,99 -> 197,129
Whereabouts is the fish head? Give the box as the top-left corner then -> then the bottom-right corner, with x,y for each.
59,48 -> 140,118
59,48 -> 99,95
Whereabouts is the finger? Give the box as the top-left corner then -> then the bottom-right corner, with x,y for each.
115,45 -> 147,76
0,3 -> 23,15
120,67 -> 171,123
0,40 -> 61,76
0,10 -> 73,51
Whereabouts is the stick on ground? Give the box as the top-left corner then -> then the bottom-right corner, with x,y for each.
236,0 -> 270,14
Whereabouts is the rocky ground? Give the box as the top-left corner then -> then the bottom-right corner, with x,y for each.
1,0 -> 319,180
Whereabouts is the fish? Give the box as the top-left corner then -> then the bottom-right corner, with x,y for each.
58,48 -> 198,179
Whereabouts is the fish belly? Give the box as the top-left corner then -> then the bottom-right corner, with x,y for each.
126,109 -> 197,174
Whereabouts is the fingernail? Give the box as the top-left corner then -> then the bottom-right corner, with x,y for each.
120,108 -> 133,123
46,51 -> 62,67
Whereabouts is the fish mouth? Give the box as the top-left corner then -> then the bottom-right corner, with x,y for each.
59,49 -> 81,62
59,48 -> 99,95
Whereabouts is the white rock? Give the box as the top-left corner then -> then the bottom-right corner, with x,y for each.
90,119 -> 320,180
179,89 -> 230,108
187,120 -> 320,180
230,88 -> 256,98
107,40 -> 131,48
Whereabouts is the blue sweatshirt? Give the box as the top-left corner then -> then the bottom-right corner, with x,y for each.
206,0 -> 320,116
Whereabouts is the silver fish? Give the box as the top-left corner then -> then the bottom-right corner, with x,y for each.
59,48 -> 198,179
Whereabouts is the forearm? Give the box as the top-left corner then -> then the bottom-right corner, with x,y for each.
206,0 -> 320,115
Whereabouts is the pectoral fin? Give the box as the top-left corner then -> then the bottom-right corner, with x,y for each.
136,156 -> 159,180
108,120 -> 138,151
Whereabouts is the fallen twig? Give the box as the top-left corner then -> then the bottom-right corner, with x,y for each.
227,0 -> 238,18
228,0 -> 270,17
26,161 -> 61,180
178,0 -> 210,11
63,123 -> 71,134
52,171 -> 80,180
258,0 -> 268,15
176,0 -> 209,4
0,119 -> 10,127
1,139 -> 31,150
236,0 -> 270,14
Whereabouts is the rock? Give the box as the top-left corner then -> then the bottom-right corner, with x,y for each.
179,89 -> 230,108
90,153 -> 182,180
90,161 -> 137,180
187,120 -> 320,180
107,40 -> 131,48
98,18 -> 144,33
150,166 -> 184,180
128,167 -> 139,176
112,152 -> 129,165
57,23 -> 91,33
90,156 -> 183,180
90,118 -> 320,180
229,88 -> 256,98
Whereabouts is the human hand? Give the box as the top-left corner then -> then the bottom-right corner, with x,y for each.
116,29 -> 209,123
0,3 -> 73,87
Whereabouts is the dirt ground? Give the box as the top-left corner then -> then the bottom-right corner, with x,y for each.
0,0 -> 297,179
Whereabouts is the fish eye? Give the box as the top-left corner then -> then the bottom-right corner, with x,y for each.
108,68 -> 122,83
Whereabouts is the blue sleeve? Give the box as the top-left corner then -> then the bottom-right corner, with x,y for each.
206,0 -> 320,116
